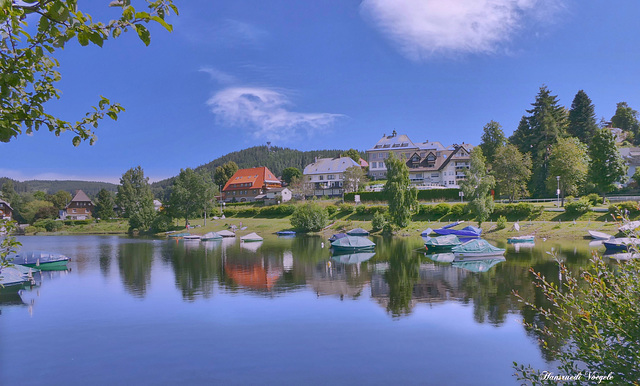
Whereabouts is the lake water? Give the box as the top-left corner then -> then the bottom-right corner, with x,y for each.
1,235 -> 602,385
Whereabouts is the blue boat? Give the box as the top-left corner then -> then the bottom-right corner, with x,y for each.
433,222 -> 482,238
329,233 -> 348,242
276,231 -> 296,236
603,238 -> 640,252
346,228 -> 370,236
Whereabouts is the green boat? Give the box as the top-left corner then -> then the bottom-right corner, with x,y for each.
201,232 -> 223,241
424,234 -> 462,251
240,232 -> 263,242
7,251 -> 69,270
331,236 -> 375,252
168,232 -> 191,239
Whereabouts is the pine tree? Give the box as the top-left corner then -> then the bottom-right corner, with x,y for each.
611,102 -> 640,140
567,90 -> 598,145
509,116 -> 532,155
589,129 -> 627,195
479,120 -> 506,166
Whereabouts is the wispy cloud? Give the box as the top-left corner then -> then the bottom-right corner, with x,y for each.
360,0 -> 564,59
207,87 -> 343,142
198,67 -> 237,85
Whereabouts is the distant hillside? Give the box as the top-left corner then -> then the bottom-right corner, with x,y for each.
151,145 -> 353,199
0,177 -> 118,197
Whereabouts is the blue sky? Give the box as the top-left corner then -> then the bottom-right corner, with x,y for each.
3,0 -> 640,183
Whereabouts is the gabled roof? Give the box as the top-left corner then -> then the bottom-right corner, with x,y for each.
368,133 -> 418,151
66,190 -> 94,207
0,198 -> 13,210
223,167 -> 281,192
303,157 -> 361,175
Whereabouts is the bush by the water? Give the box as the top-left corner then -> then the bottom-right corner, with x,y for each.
290,202 -> 329,232
344,188 -> 460,203
496,215 -> 507,230
564,198 -> 592,215
33,219 -> 63,232
371,211 -> 386,231
492,203 -> 541,220
584,193 -> 602,206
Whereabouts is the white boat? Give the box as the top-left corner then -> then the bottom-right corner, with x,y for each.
588,230 -> 614,240
619,221 -> 640,232
183,235 -> 201,241
217,230 -> 236,238
240,232 -> 263,242
507,235 -> 535,243
604,252 -> 640,261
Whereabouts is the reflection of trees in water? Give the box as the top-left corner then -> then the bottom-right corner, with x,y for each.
381,238 -> 421,317
307,259 -> 371,300
99,244 -> 113,277
167,241 -> 220,301
117,242 -> 153,298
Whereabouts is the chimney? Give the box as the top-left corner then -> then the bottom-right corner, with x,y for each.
314,156 -> 317,163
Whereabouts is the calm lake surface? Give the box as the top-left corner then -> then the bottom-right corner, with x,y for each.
1,234 -> 604,385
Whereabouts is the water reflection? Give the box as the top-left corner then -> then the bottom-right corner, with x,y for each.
117,241 -> 153,297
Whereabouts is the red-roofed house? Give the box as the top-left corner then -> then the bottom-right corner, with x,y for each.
61,190 -> 95,220
222,167 -> 282,202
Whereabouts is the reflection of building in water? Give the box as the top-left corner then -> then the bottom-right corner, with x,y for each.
371,263 -> 467,312
283,251 -> 294,272
307,261 -> 371,300
224,256 -> 283,292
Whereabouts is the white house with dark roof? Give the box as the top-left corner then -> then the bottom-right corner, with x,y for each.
303,156 -> 361,197
366,131 -> 472,188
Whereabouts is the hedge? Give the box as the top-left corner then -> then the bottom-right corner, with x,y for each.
608,201 -> 640,216
344,188 -> 460,203
223,204 -> 296,218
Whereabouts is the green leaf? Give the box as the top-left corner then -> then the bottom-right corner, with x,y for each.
47,2 -> 70,23
135,24 -> 150,46
72,136 -> 81,146
150,16 -> 172,32
77,31 -> 89,46
88,32 -> 104,47
106,111 -> 118,121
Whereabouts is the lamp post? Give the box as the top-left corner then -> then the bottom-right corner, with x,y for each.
556,176 -> 560,207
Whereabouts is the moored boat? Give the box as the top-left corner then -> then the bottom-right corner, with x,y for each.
201,232 -> 223,241
331,236 -> 375,252
276,230 -> 296,236
346,228 -> 370,236
507,235 -> 535,243
434,222 -> 482,238
217,230 -> 236,238
240,232 -> 263,242
183,235 -> 202,241
7,251 -> 70,270
0,264 -> 38,289
424,234 -> 462,251
329,233 -> 348,242
168,232 -> 190,239
587,230 -> 614,240
603,237 -> 640,252
452,239 -> 505,259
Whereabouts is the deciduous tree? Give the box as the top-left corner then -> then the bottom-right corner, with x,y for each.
117,166 -> 155,232
546,137 -> 589,199
460,148 -> 495,224
213,161 -> 238,188
611,102 -> 640,142
281,167 -> 302,185
384,153 -> 417,228
492,144 -> 531,202
1,0 -> 178,144
169,168 -> 216,227
343,166 -> 367,193
342,149 -> 361,163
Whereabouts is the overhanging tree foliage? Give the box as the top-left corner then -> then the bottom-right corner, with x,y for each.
0,0 -> 177,144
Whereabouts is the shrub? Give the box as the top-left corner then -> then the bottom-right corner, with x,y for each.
432,203 -> 451,218
371,211 -> 386,231
344,188 -> 460,203
584,193 -> 601,206
355,205 -> 367,215
338,203 -> 353,213
492,203 -> 540,220
496,215 -> 507,230
259,204 -> 296,217
450,203 -> 467,218
418,204 -> 431,216
290,202 -> 329,232
608,201 -> 640,216
150,214 -> 173,233
326,205 -> 338,216
564,198 -> 591,215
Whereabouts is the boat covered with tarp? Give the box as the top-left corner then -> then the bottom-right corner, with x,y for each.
0,264 -> 37,289
183,235 -> 201,241
451,239 -> 505,259
507,235 -> 535,243
433,222 -> 482,238
331,251 -> 375,265
603,237 -> 640,252
240,232 -> 263,242
329,233 -> 348,242
452,257 -> 506,272
347,228 -> 370,236
201,232 -> 223,241
217,230 -> 236,238
331,236 -> 375,251
7,251 -> 70,269
276,231 -> 296,236
168,232 -> 190,238
424,234 -> 461,251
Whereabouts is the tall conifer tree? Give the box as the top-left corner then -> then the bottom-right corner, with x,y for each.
567,90 -> 598,145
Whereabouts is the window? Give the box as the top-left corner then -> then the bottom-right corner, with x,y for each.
416,173 -> 423,178
72,209 -> 76,213
371,162 -> 377,168
319,176 -> 324,181
328,175 -> 335,180
431,173 -> 439,178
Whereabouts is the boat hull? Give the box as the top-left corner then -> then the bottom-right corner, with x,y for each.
20,260 -> 69,270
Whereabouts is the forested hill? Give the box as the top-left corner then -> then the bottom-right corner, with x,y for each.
150,145 -> 347,198
0,177 -> 118,197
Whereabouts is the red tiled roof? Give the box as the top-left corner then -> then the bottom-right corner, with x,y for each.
222,167 -> 281,192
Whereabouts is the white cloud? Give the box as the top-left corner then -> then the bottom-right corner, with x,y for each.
207,87 -> 343,142
198,67 -> 237,85
360,0 -> 563,59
